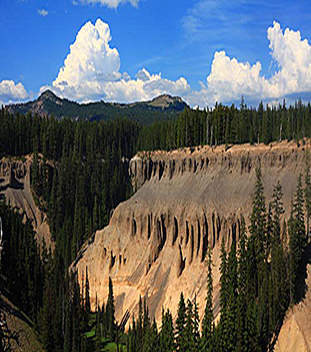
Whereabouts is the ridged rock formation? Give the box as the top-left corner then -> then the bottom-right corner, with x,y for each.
0,156 -> 53,249
74,140 -> 310,326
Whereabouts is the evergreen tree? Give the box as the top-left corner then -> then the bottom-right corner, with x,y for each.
201,246 -> 214,352
290,174 -> 306,303
270,181 -> 287,332
226,239 -> 238,352
249,166 -> 266,296
159,308 -> 174,352
107,277 -> 116,341
85,266 -> 91,315
137,296 -> 143,351
236,216 -> 247,352
31,150 -> 40,195
193,295 -> 200,350
184,299 -> 195,352
219,237 -> 228,351
305,159 -> 311,240
175,292 -> 186,352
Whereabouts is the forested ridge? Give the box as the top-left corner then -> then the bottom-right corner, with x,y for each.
1,98 -> 311,351
5,90 -> 188,125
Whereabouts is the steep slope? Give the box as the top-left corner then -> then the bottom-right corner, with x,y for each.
73,140 -> 309,326
0,292 -> 44,352
0,155 -> 53,249
275,263 -> 311,352
5,90 -> 188,124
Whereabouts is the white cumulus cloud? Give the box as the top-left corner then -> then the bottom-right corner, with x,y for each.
186,21 -> 311,106
0,80 -> 29,105
38,9 -> 49,17
267,21 -> 311,97
77,0 -> 139,9
51,19 -> 190,103
42,20 -> 311,107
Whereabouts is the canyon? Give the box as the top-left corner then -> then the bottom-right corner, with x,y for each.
73,139 -> 310,332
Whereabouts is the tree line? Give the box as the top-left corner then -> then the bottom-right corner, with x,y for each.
137,98 -> 311,150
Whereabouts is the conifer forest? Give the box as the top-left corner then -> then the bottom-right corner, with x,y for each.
1,99 -> 311,352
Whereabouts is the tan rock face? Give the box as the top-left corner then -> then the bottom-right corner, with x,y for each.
74,140 -> 310,327
0,156 -> 53,250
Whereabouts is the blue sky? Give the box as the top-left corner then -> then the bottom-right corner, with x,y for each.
1,0 -> 311,107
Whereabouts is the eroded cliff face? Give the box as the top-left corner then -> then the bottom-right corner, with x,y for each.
0,156 -> 53,250
74,140 -> 309,327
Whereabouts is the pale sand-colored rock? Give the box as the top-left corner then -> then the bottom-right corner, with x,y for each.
74,140 -> 310,327
0,155 -> 53,250
275,264 -> 311,352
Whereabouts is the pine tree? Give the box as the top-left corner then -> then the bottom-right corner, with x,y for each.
290,174 -> 306,303
193,295 -> 200,350
184,299 -> 195,352
159,308 -> 174,352
32,150 -> 40,195
237,216 -> 247,352
201,246 -> 214,352
270,181 -> 287,332
226,239 -> 238,352
95,299 -> 101,352
305,154 -> 311,239
219,237 -> 228,351
175,292 -> 186,351
85,266 -> 91,315
250,165 -> 266,296
142,299 -> 153,352
107,277 -> 116,341
137,296 -> 143,351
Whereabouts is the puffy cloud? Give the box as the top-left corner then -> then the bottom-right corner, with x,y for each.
0,80 -> 29,105
51,19 -> 190,103
47,20 -> 311,107
38,9 -> 49,17
267,21 -> 311,96
53,19 -> 121,100
103,71 -> 189,102
188,21 -> 311,106
77,0 -> 139,9
205,51 -> 269,103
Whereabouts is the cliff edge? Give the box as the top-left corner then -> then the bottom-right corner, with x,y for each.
73,140 -> 310,327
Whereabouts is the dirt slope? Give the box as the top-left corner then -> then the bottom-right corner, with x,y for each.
0,155 -> 53,250
73,140 -> 309,327
275,263 -> 311,352
0,292 -> 44,352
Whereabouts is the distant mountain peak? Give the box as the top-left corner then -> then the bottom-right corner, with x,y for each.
148,94 -> 187,109
5,90 -> 188,123
38,89 -> 61,102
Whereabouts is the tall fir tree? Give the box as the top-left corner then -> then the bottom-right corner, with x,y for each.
184,299 -> 195,352
201,246 -> 214,352
175,292 -> 186,352
305,153 -> 311,239
107,277 -> 116,341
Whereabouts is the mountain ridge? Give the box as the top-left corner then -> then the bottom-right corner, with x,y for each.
5,90 -> 189,124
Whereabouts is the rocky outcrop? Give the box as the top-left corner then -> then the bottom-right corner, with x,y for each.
74,140 -> 310,327
0,156 -> 53,250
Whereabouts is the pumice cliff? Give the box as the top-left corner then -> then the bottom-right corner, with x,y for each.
73,140 -> 309,327
0,155 -> 53,249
